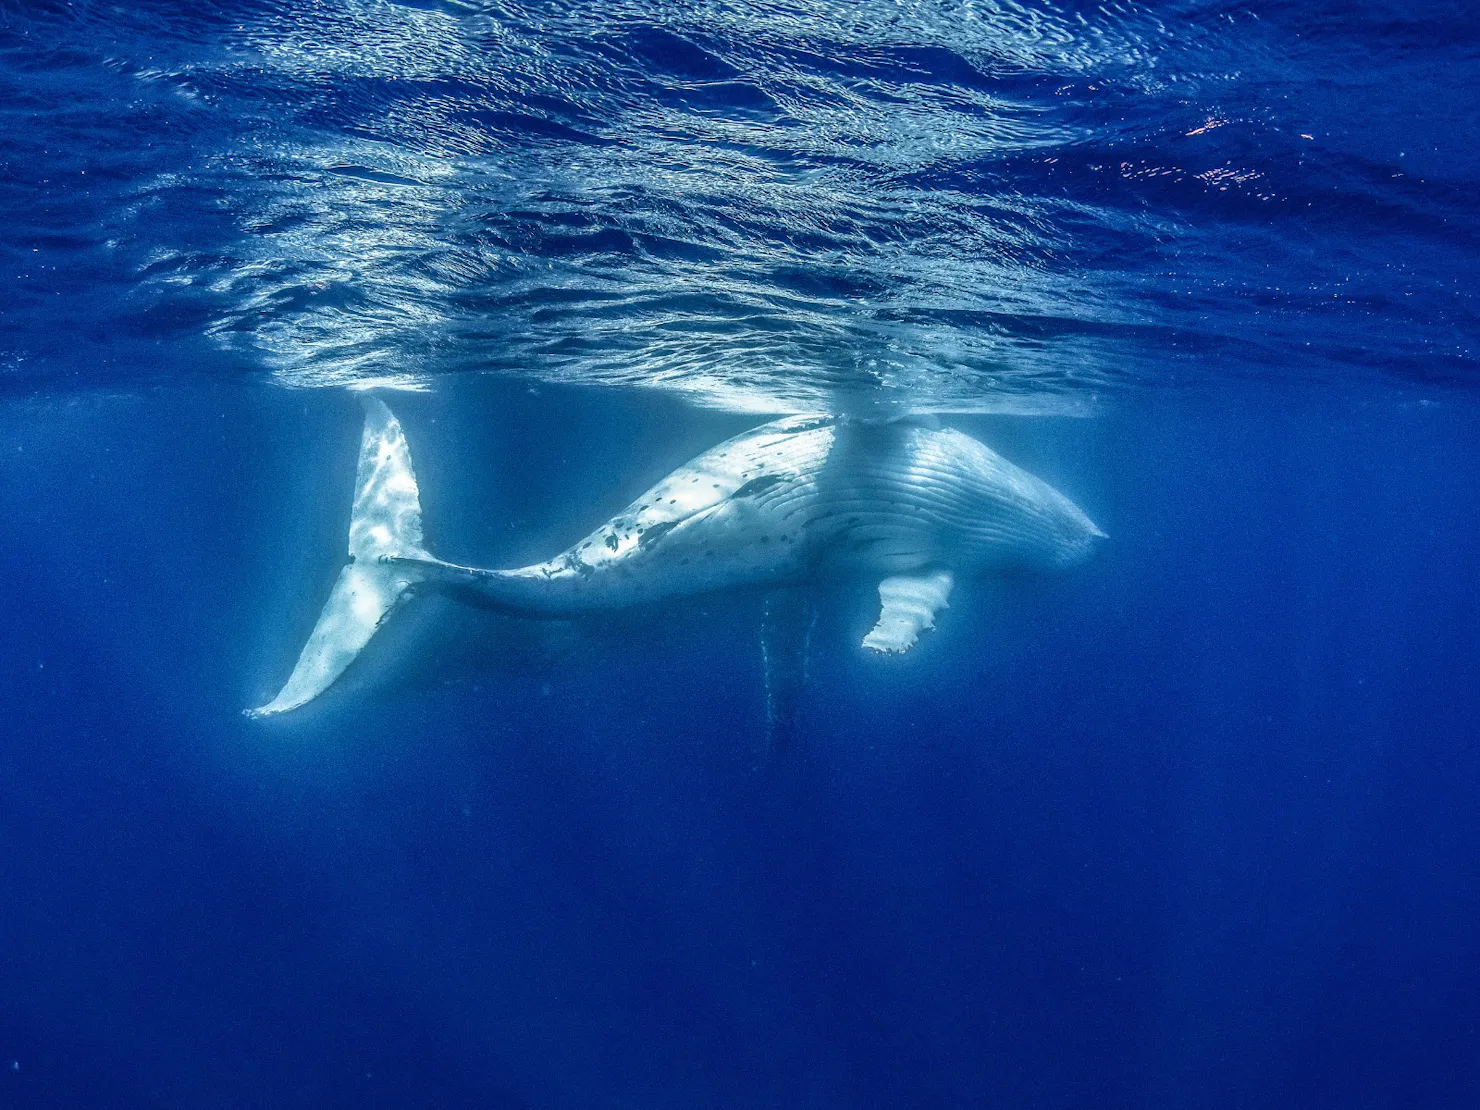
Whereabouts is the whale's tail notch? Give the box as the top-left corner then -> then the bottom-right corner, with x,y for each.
247,397 -> 430,718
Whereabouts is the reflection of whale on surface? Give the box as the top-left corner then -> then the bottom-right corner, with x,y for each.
248,399 -> 1105,717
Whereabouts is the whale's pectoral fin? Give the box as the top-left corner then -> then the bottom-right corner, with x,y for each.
862,570 -> 954,654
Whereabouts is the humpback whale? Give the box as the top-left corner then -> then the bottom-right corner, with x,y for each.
248,399 -> 1104,717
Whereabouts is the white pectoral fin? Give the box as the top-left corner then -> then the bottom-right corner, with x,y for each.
862,569 -> 954,654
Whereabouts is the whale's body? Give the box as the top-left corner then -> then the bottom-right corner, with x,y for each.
249,401 -> 1103,717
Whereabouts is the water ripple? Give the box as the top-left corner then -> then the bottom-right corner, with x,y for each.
1,0 -> 1475,406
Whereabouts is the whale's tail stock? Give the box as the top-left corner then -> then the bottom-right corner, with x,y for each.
247,398 -> 431,718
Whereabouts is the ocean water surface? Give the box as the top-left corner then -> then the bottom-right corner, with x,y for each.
2,0 -> 1479,1106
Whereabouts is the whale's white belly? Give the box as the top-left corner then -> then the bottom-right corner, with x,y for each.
467,416 -> 1097,613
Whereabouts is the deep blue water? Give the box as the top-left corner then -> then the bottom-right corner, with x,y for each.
3,1 -> 1480,1106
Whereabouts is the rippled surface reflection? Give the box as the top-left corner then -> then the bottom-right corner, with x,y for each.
2,0 -> 1476,410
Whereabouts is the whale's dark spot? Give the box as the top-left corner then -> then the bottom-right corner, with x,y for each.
638,520 -> 677,549
560,551 -> 594,577
604,533 -> 619,551
733,474 -> 785,499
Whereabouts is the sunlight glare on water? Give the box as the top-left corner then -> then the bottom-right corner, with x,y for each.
1,0 -> 1475,411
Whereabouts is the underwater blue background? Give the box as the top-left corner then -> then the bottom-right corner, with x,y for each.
3,0 -> 1480,1106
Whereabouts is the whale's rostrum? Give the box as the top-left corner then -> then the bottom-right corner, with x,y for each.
247,398 -> 1104,717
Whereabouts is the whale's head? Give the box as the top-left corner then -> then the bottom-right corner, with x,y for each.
934,428 -> 1107,572
1048,505 -> 1108,569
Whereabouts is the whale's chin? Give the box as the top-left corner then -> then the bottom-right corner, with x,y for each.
1060,529 -> 1109,568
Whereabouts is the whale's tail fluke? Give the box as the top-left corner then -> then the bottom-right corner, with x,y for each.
247,398 -> 430,718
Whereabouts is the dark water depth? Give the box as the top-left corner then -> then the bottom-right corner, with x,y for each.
4,382 -> 1480,1107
